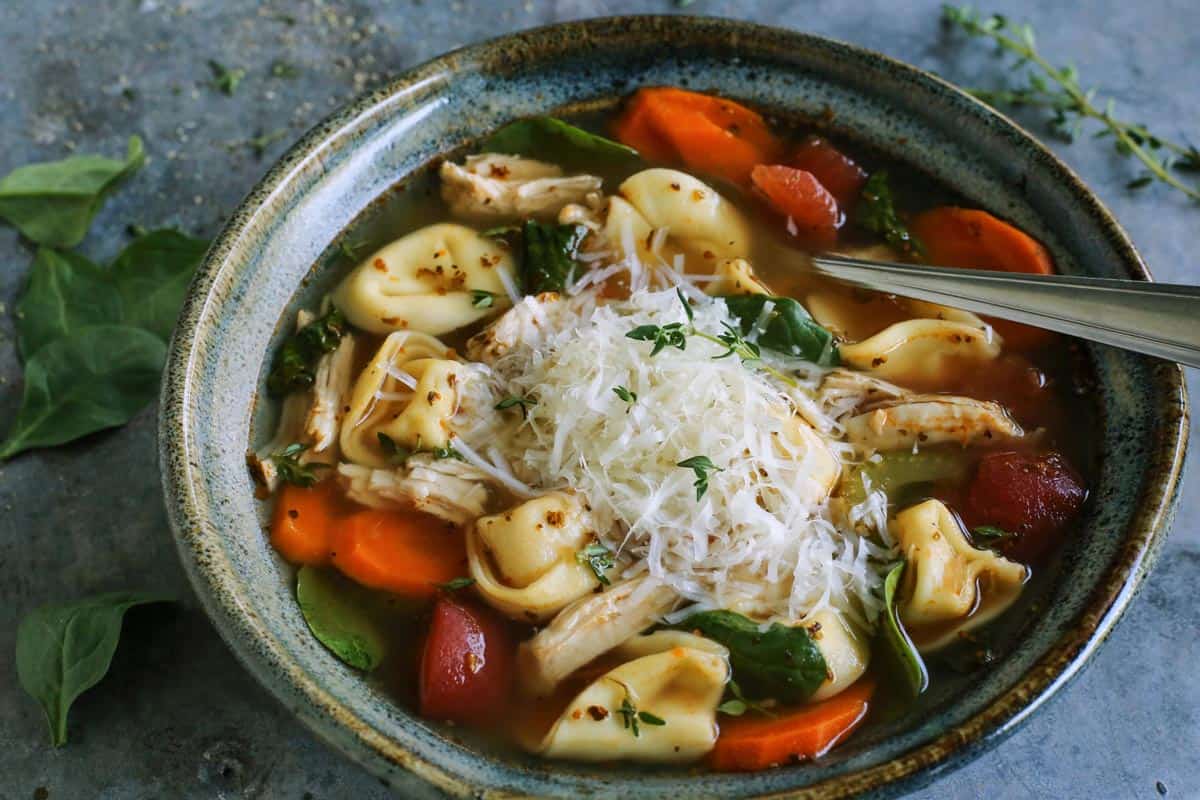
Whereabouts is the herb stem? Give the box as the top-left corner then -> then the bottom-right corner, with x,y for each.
690,330 -> 798,388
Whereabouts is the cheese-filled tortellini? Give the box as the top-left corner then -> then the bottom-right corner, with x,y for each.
618,169 -> 752,260
339,331 -> 466,468
892,499 -> 1028,651
839,318 -> 1002,385
775,412 -> 841,505
706,258 -> 770,296
806,610 -> 871,702
526,631 -> 729,763
467,492 -> 600,622
332,223 -> 516,336
844,394 -> 1024,452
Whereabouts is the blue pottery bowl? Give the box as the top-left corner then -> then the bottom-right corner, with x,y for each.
159,16 -> 1188,799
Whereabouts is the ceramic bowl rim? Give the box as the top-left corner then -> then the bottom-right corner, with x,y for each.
159,14 -> 1189,799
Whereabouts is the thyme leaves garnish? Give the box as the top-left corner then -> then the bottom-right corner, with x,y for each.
676,455 -> 723,501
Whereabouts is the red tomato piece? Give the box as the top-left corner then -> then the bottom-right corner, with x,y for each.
789,136 -> 868,210
418,596 -> 515,724
750,164 -> 841,248
961,451 -> 1086,563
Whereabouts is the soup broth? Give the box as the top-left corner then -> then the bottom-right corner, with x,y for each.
253,87 -> 1092,772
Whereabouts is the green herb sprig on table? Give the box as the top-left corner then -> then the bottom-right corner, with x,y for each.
943,5 -> 1200,200
208,60 -> 245,95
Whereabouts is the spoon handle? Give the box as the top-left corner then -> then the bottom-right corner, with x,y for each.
810,254 -> 1200,368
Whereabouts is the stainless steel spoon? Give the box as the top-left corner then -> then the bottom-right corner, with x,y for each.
811,254 -> 1200,368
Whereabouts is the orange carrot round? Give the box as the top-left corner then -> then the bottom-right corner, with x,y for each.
270,480 -> 343,566
911,207 -> 1056,349
709,677 -> 876,772
612,87 -> 783,184
330,508 -> 467,598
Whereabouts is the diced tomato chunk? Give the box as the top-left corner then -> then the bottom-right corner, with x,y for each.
789,136 -> 868,210
750,164 -> 841,248
418,596 -> 515,724
961,451 -> 1086,562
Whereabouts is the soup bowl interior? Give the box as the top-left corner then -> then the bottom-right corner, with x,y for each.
159,16 -> 1188,799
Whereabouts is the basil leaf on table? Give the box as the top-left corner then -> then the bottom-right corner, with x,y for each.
879,561 -> 929,698
109,228 -> 209,340
0,325 -> 167,460
519,219 -> 587,294
0,136 -> 145,247
671,609 -> 827,703
482,116 -> 639,170
719,295 -> 840,367
16,249 -> 123,359
15,592 -> 171,746
296,566 -> 389,671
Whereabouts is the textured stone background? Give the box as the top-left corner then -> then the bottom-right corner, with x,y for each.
0,1 -> 1195,798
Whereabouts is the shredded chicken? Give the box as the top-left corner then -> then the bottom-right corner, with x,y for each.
465,292 -> 571,364
440,154 -> 603,221
845,394 -> 1024,451
304,333 -> 356,453
337,455 -> 491,525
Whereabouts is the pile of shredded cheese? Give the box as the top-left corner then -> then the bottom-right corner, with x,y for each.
482,288 -> 893,629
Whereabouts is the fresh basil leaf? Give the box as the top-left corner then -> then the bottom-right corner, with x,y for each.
16,249 -> 122,360
267,307 -> 348,395
856,171 -> 924,257
0,325 -> 166,460
481,116 -> 639,170
719,295 -> 839,367
110,229 -> 209,341
16,592 -> 171,746
296,566 -> 388,671
880,561 -> 929,698
520,220 -> 587,294
671,610 -> 827,702
0,136 -> 145,247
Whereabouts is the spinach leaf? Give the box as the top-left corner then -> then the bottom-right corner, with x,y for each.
719,295 -> 839,367
110,228 -> 209,341
840,449 -> 971,508
481,116 -> 639,170
16,249 -> 122,360
520,220 -> 587,294
16,592 -> 171,746
856,171 -> 924,257
296,566 -> 388,671
0,136 -> 145,247
0,325 -> 166,460
879,562 -> 929,698
267,307 -> 348,395
672,610 -> 827,703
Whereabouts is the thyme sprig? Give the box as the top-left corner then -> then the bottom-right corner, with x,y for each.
943,5 -> 1200,199
676,455 -> 723,501
613,682 -> 667,737
576,541 -> 615,586
625,289 -> 798,387
271,443 -> 330,487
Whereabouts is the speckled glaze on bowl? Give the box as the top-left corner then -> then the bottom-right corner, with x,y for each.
159,16 -> 1188,799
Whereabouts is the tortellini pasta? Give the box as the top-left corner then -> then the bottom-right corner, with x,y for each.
892,499 -> 1028,651
618,169 -> 752,260
706,258 -> 770,296
331,223 -> 516,336
806,610 -> 871,702
844,394 -> 1024,452
518,576 -> 678,696
839,318 -> 1002,385
467,492 -> 600,622
339,331 -> 465,468
775,412 -> 842,506
526,631 -> 729,763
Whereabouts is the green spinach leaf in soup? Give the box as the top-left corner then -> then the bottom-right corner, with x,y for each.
672,609 -> 828,703
719,295 -> 840,367
878,561 -> 929,699
0,136 -> 145,247
519,220 -> 588,294
481,117 -> 639,171
296,566 -> 390,672
0,325 -> 167,460
16,592 -> 171,746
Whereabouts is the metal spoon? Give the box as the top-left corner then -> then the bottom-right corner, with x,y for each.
810,254 -> 1200,368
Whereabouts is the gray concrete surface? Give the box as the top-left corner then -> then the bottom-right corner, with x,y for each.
0,1 -> 1195,798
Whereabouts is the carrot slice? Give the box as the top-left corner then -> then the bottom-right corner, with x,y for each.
270,480 -> 343,566
710,677 -> 876,772
330,508 -> 467,598
612,87 -> 784,184
911,207 -> 1056,349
